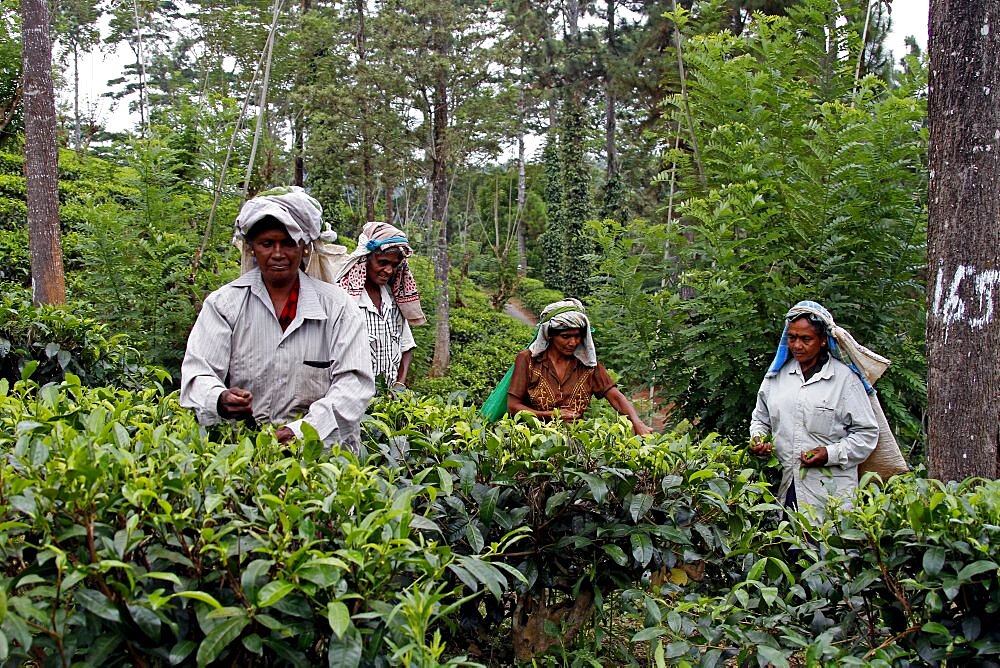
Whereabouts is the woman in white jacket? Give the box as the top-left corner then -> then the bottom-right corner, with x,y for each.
749,301 -> 879,516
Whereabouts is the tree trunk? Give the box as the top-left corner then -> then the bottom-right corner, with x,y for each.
605,0 -> 617,185
384,174 -> 395,226
22,0 -> 66,305
73,42 -> 82,152
356,0 -> 376,222
430,57 -> 450,377
926,0 -> 1000,480
516,79 -> 527,277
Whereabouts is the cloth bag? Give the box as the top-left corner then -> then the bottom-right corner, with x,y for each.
480,326 -> 539,423
480,364 -> 516,422
858,391 -> 909,481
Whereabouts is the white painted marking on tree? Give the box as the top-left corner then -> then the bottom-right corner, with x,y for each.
934,264 -> 1000,336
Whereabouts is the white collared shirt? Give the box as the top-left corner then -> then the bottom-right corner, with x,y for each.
357,284 -> 415,383
180,269 -> 375,447
750,356 -> 879,514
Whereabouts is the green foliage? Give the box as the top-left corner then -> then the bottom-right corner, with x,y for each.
408,264 -> 534,403
2,377 -> 995,665
589,0 -> 927,445
0,289 -> 154,388
642,473 -> 1000,667
539,135 -> 565,289
0,144 -> 241,376
559,97 -> 593,298
0,379 -> 488,667
518,288 -> 564,318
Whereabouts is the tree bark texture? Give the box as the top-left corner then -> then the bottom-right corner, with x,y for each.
926,0 -> 1000,480
430,44 -> 451,377
356,0 -> 376,222
21,0 -> 66,305
605,0 -> 618,184
516,81 -> 527,276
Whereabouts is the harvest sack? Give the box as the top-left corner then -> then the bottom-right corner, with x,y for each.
480,364 -> 516,423
858,391 -> 910,481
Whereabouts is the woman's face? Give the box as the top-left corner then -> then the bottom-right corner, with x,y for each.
549,328 -> 583,358
365,250 -> 404,287
251,228 -> 303,286
787,317 -> 826,371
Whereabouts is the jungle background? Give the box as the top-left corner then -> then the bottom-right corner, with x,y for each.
3,0 -> 995,666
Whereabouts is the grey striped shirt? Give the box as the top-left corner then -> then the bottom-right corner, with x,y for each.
358,285 -> 416,383
180,269 -> 375,446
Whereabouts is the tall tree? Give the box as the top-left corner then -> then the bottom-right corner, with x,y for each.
0,1 -> 23,145
21,0 -> 65,304
54,0 -> 101,151
926,0 -> 1000,480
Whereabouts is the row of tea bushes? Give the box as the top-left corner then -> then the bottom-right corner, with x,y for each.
2,377 -> 998,665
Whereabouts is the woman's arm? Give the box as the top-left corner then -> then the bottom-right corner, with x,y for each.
604,387 -> 653,435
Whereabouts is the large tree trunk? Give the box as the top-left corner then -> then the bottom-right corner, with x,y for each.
429,58 -> 450,377
429,77 -> 450,376
22,0 -> 66,305
926,0 -> 1000,480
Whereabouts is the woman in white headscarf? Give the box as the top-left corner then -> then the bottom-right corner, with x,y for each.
180,187 -> 375,451
335,222 -> 426,394
506,299 -> 652,435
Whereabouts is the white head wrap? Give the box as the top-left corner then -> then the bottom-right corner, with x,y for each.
527,298 -> 598,367
235,186 -> 324,244
234,186 -> 332,274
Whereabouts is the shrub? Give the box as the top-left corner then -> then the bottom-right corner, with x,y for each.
0,289 -> 154,389
519,288 -> 563,316
0,379 -> 498,666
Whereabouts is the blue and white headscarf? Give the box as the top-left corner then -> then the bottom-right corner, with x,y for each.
765,300 -> 890,395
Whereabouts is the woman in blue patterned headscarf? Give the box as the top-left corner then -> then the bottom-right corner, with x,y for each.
749,301 -> 880,516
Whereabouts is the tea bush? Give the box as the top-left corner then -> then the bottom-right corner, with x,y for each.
518,288 -> 564,317
3,380 -> 996,666
0,289 -> 154,389
0,378 -> 498,666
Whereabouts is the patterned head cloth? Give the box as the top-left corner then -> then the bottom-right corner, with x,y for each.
527,298 -> 598,366
765,300 -> 890,394
335,222 -> 426,326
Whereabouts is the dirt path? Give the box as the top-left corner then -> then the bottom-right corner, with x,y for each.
503,298 -> 536,326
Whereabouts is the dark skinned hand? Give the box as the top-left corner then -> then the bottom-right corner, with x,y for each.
749,434 -> 773,457
800,446 -> 829,467
275,426 -> 295,444
217,387 -> 253,419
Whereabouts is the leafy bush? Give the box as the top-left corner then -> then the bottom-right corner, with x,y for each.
589,0 -> 927,448
642,473 -> 1000,667
0,289 -> 154,388
0,379 -> 494,666
519,288 -> 564,317
2,378 -> 995,666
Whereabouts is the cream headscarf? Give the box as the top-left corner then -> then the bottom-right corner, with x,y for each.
234,186 -> 335,274
527,298 -> 598,366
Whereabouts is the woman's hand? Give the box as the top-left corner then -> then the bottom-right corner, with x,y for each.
800,446 -> 828,467
749,434 -> 773,457
218,387 -> 253,419
631,420 -> 654,436
275,426 -> 295,444
554,406 -> 580,420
